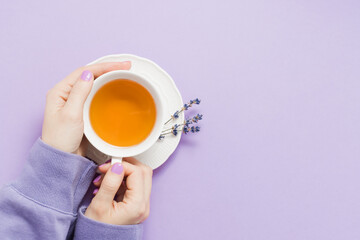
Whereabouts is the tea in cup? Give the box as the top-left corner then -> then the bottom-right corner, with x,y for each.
83,70 -> 165,164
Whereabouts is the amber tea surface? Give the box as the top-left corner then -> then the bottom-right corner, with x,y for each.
90,79 -> 156,147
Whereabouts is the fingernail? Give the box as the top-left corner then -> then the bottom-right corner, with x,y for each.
99,159 -> 111,167
93,175 -> 101,183
111,163 -> 123,175
99,163 -> 107,168
93,188 -> 99,194
81,70 -> 93,81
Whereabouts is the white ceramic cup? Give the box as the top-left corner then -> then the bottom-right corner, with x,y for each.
83,70 -> 165,164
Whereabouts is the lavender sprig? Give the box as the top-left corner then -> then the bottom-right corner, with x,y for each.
158,125 -> 200,139
164,98 -> 201,125
162,114 -> 203,133
159,124 -> 201,139
159,99 -> 202,140
162,123 -> 180,133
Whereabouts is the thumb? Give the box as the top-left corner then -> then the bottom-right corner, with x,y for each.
95,163 -> 125,204
65,70 -> 94,114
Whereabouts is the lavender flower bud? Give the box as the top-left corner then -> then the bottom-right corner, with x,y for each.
172,129 -> 178,136
183,126 -> 190,134
191,126 -> 200,133
172,110 -> 180,119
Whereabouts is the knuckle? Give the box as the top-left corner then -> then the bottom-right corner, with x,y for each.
140,165 -> 153,177
62,83 -> 72,94
101,181 -> 118,193
93,205 -> 107,216
133,165 -> 143,175
89,199 -> 107,216
144,165 -> 153,176
134,204 -> 147,220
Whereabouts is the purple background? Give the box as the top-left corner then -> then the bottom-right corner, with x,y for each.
1,1 -> 360,239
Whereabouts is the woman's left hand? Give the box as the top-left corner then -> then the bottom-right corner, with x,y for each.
41,61 -> 131,155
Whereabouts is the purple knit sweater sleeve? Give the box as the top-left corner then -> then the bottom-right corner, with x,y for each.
0,139 -> 143,240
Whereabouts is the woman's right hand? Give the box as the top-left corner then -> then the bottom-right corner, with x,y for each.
85,158 -> 153,225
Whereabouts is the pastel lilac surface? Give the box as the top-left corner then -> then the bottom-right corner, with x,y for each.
1,1 -> 360,240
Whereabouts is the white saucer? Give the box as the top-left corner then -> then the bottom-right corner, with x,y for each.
85,54 -> 184,169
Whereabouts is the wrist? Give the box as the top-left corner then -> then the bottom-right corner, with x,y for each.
75,206 -> 143,239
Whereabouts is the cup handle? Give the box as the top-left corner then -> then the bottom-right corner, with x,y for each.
111,156 -> 123,165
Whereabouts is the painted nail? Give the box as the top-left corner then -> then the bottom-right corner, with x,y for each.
99,163 -> 107,168
93,188 -> 99,194
93,175 -> 101,183
111,163 -> 123,175
81,70 -> 93,81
